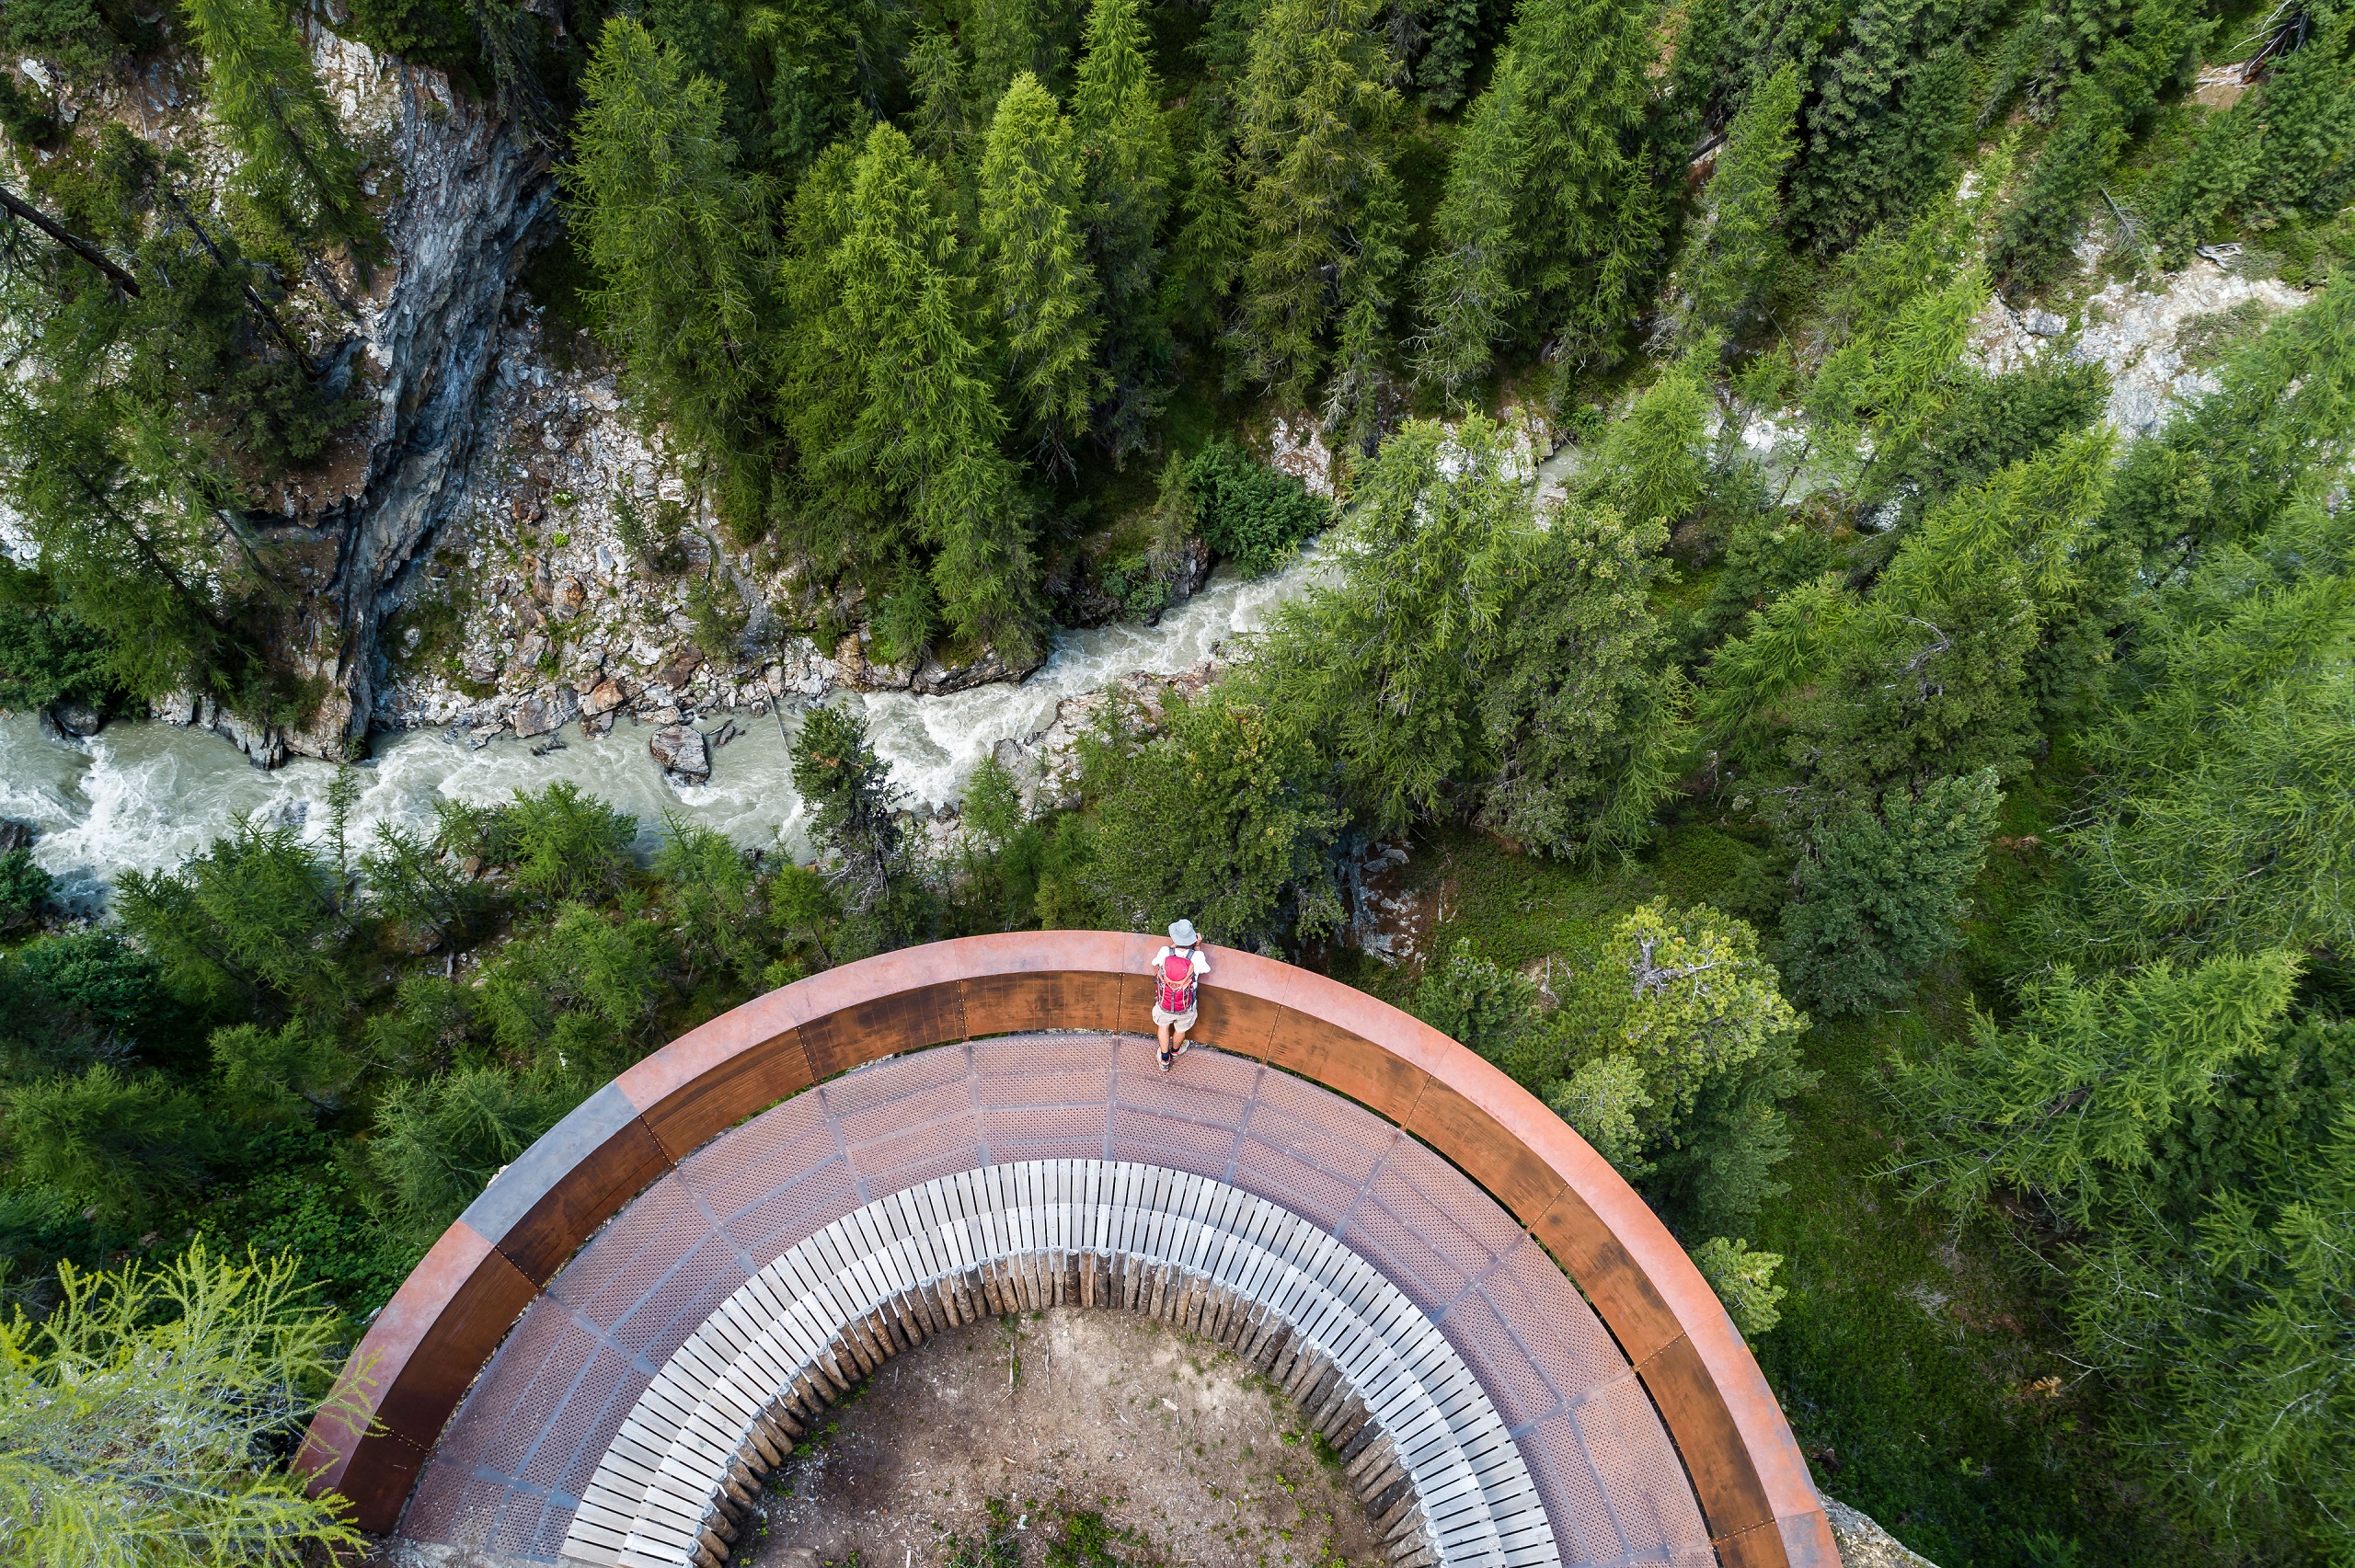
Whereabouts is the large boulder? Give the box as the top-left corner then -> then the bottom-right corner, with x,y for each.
912,640 -> 1048,695
511,685 -> 580,740
48,697 -> 105,738
582,677 -> 634,718
649,724 -> 711,784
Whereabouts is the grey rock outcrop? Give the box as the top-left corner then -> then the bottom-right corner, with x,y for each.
912,641 -> 1050,695
151,691 -> 290,769
1824,1496 -> 1939,1568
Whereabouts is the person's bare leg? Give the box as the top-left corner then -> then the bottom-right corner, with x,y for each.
1171,1019 -> 1192,1058
1156,1018 -> 1174,1070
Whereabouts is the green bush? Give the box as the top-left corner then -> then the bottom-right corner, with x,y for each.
210,1152 -> 421,1316
0,848 -> 52,933
1182,439 -> 1329,576
1689,1234 -> 1786,1335
1410,938 -> 1541,1064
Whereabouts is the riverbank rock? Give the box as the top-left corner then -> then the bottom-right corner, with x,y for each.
912,641 -> 1050,695
151,691 -> 290,769
511,686 -> 580,740
582,677 -> 634,719
47,698 -> 107,738
649,724 -> 710,784
0,819 -> 33,853
1967,264 -> 2308,435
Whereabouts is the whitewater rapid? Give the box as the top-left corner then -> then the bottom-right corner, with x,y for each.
0,555 -> 1322,906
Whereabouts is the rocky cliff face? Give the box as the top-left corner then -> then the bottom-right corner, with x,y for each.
103,29 -> 556,766
323,64 -> 553,755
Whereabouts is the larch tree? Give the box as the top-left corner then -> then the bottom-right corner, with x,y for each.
1260,414 -> 1533,832
1071,0 -> 1176,460
569,17 -> 782,532
0,1242 -> 366,1568
1233,0 -> 1405,405
1671,62 -> 1804,340
903,27 -> 978,168
183,0 -> 376,258
979,73 -> 1104,472
2250,3 -> 2355,217
1893,952 -> 2301,1226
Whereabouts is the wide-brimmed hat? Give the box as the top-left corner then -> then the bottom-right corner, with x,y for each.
1167,919 -> 1199,946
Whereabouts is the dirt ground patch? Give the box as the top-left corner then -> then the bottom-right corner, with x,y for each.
740,1306 -> 1382,1568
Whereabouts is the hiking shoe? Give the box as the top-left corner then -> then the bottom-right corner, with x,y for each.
1156,1047 -> 1173,1073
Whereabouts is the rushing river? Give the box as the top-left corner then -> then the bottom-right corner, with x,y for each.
1,554 -> 1325,906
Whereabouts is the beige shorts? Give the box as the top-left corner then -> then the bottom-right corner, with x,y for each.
1151,1004 -> 1198,1032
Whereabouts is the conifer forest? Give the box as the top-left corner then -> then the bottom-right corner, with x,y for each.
0,0 -> 2351,1561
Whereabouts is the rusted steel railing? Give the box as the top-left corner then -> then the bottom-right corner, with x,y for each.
297,932 -> 1834,1568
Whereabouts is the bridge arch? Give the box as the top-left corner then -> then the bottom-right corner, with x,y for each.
299,933 -> 1834,1568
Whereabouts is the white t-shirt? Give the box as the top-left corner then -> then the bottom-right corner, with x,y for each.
1151,944 -> 1210,1013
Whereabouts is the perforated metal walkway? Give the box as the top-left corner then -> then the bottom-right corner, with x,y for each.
399,1035 -> 1715,1567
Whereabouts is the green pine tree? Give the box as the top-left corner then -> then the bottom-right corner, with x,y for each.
569,17 -> 782,532
822,123 -> 1042,656
970,0 -> 1071,106
2250,2 -> 2355,217
1776,768 -> 2002,1016
1071,0 -> 1176,461
1581,350 -> 1713,527
979,73 -> 1104,471
1505,0 -> 1663,363
1785,0 -> 1976,254
1258,413 -> 1531,831
1164,130 -> 1251,341
1995,77 -> 2126,290
1233,0 -> 1403,403
1412,61 -> 1529,400
1476,501 -> 1690,864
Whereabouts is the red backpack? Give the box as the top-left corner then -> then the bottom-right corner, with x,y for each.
1156,948 -> 1198,1013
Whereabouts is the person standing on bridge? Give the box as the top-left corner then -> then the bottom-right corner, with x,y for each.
1151,919 -> 1209,1072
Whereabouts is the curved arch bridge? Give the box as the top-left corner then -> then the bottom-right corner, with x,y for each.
299,933 -> 1835,1568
